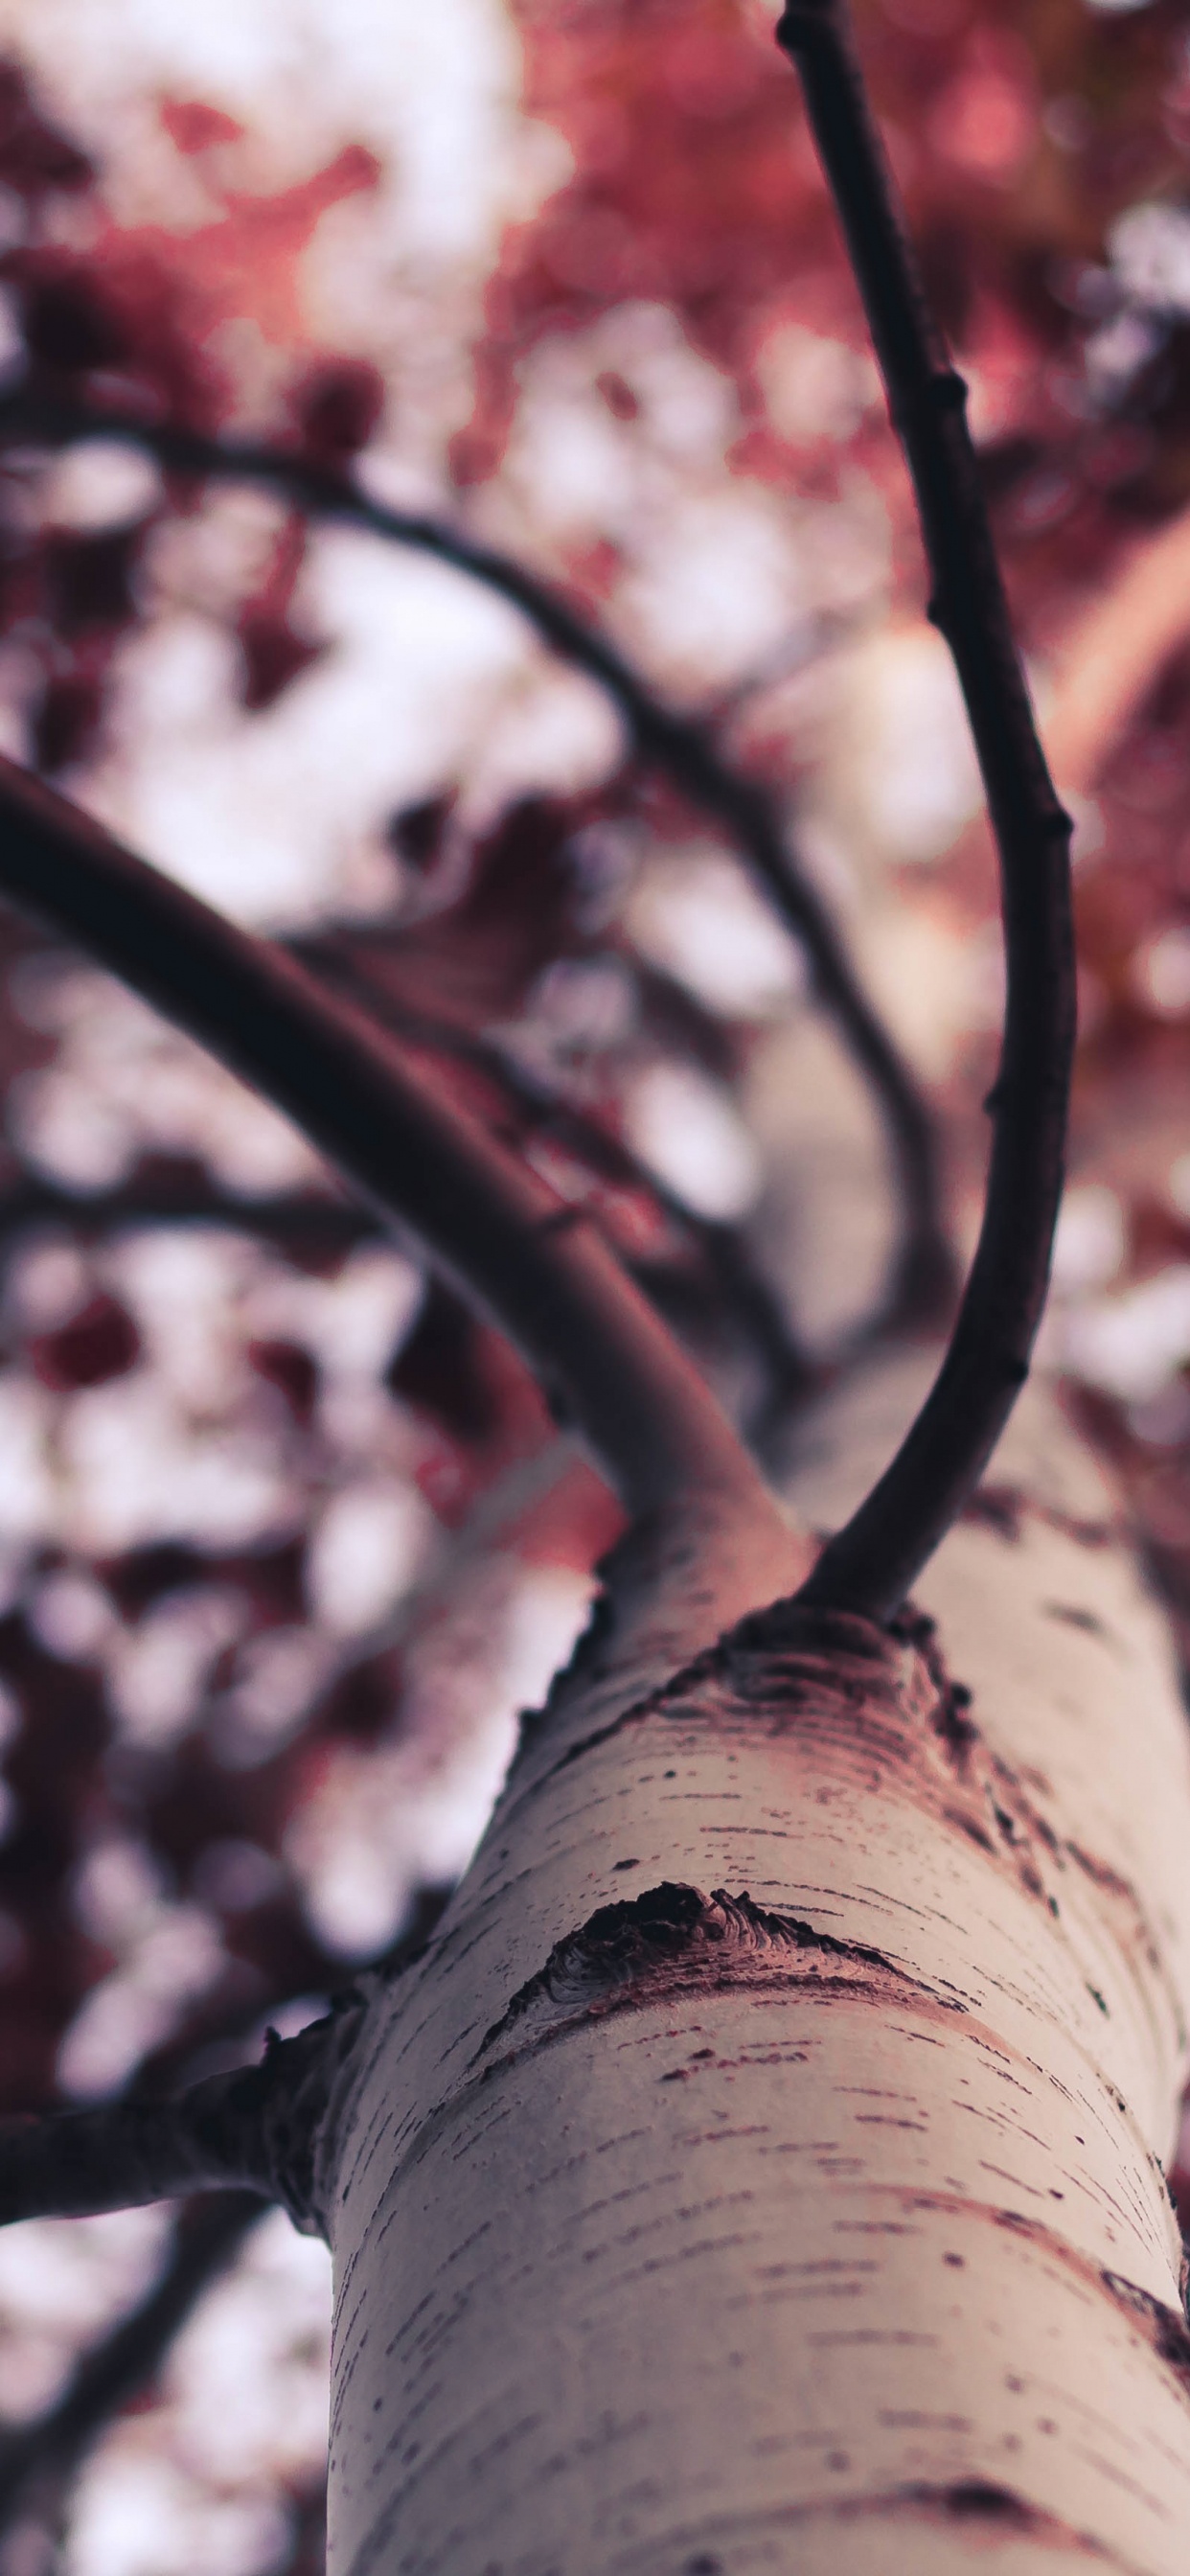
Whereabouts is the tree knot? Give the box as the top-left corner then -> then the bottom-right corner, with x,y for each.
473,1884 -> 926,2069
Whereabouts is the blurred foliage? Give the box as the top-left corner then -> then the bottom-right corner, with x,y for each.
0,1 -> 1184,2568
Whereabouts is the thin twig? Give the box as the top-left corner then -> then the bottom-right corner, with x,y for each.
0,1173 -> 377,1243
0,1149 -> 808,1423
0,382 -> 951,1326
0,902 -> 812,1394
777,0 -> 1076,1619
0,2194 -> 263,2536
296,944 -> 814,1403
0,756 -> 788,1539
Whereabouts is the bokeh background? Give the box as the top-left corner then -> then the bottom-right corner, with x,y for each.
0,0 -> 1185,2567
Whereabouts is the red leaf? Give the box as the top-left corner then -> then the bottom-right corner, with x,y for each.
29,1294 -> 142,1391
291,357 -> 385,465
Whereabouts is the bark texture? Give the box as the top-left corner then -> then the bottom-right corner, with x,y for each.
322,1375 -> 1190,2575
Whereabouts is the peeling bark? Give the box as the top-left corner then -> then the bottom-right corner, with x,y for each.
321,1380 -> 1190,2574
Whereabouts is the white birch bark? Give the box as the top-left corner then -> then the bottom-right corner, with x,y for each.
323,1368 -> 1190,2576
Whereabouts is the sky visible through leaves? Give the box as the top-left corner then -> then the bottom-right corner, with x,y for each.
0,0 -> 1184,2569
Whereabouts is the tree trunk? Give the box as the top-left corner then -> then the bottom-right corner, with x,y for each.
321,1362 -> 1190,2575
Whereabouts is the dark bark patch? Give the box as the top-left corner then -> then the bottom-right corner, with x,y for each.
961,1484 -> 1025,1543
895,2198 -> 1190,2409
1101,2269 -> 1190,2395
1066,1842 -> 1144,1906
635,2483 -> 1129,2569
889,1605 -> 980,1768
1045,1601 -> 1110,1640
721,1602 -> 1080,1928
891,2481 -> 1117,2552
473,1883 -> 945,2067
920,2477 -> 1038,2523
514,1592 -> 1169,1988
945,1809 -> 995,1854
1064,1845 -> 1164,1978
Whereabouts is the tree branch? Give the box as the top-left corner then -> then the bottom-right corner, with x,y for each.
0,1171 -> 378,1243
0,1994 -> 362,2239
0,2076 -> 276,2227
0,381 -> 951,1328
777,0 -> 1076,1619
0,886 -> 812,1397
296,946 -> 814,1405
0,1147 -> 809,1422
0,2194 -> 263,2536
0,756 -> 794,1552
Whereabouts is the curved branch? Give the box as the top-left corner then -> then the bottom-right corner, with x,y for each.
0,755 -> 790,1545
0,2194 -> 262,2534
777,0 -> 1076,1619
0,381 -> 951,1327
